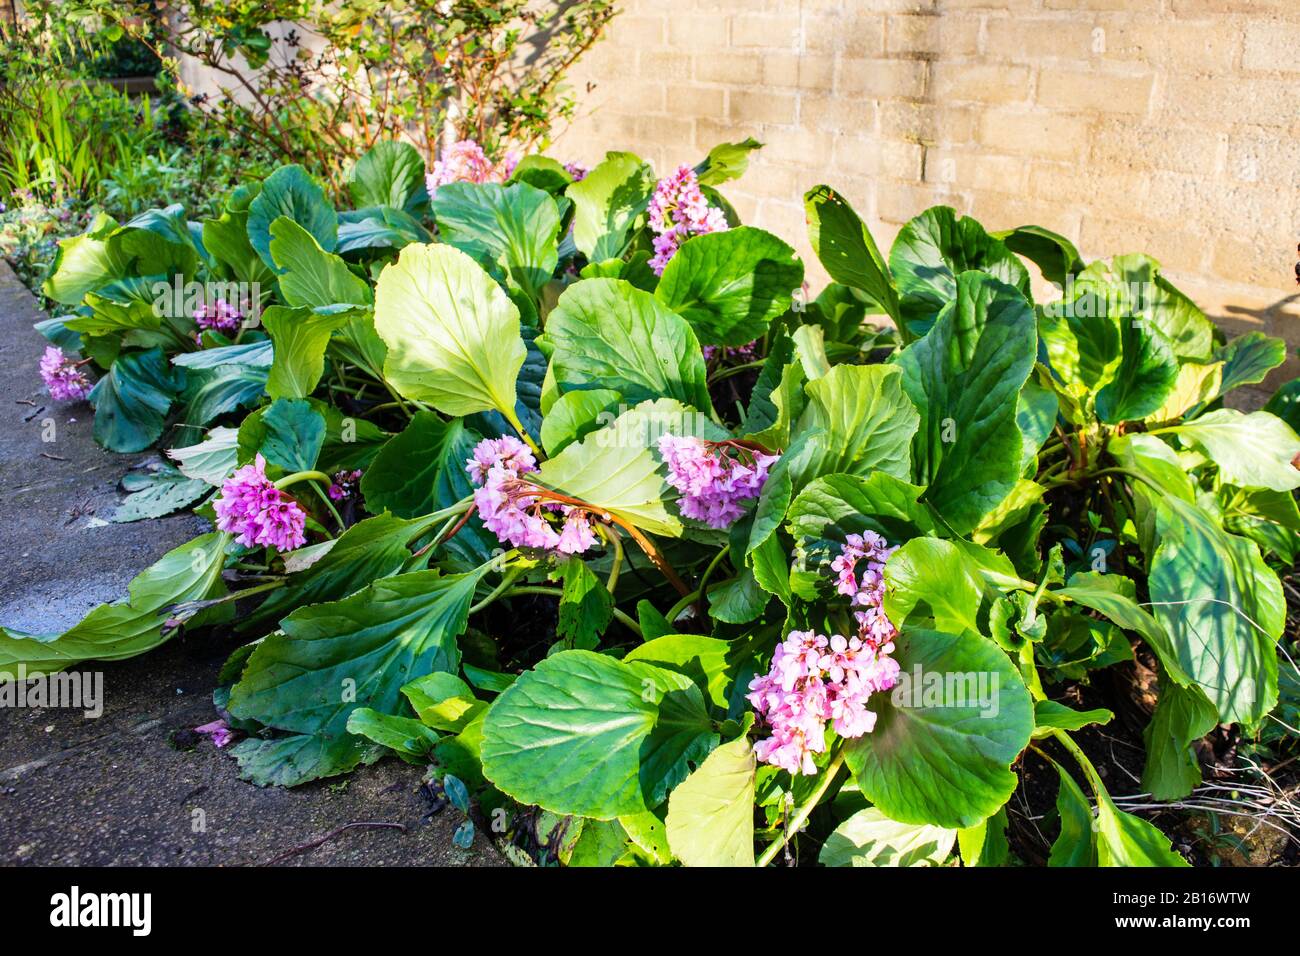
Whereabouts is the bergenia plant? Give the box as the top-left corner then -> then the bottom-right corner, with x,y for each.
4,136 -> 1298,869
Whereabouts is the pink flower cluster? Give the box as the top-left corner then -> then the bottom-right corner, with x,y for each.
214,454 -> 307,551
832,531 -> 900,646
646,165 -> 728,274
747,629 -> 901,776
564,161 -> 589,182
427,139 -> 519,196
327,469 -> 363,501
38,346 -> 92,401
466,436 -> 598,555
193,298 -> 243,336
657,435 -> 777,530
195,719 -> 235,748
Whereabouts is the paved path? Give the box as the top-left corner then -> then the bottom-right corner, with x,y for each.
0,263 -> 501,866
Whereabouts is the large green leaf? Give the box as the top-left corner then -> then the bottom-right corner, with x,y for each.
230,732 -> 377,788
203,184 -> 274,285
804,185 -> 899,323
566,152 -> 655,262
844,628 -> 1034,829
1095,313 -> 1179,424
1163,409 -> 1300,492
1211,331 -> 1287,399
358,411 -> 453,518
537,398 -> 727,537
789,364 -> 920,485
262,305 -> 351,400
1076,254 -> 1214,361
786,472 -> 935,573
373,242 -> 526,420
694,137 -> 762,186
819,807 -> 955,867
268,217 -> 373,310
0,532 -> 228,677
991,224 -> 1083,289
432,181 -> 562,304
1141,677 -> 1218,800
889,206 -> 1029,336
480,650 -> 713,819
1047,762 -> 1097,867
655,226 -> 803,346
883,538 -> 985,635
257,398 -> 325,472
1149,496 -> 1284,725
228,567 -> 486,738
895,271 -> 1036,534
245,513 -> 424,628
539,388 -> 623,456
42,213 -> 128,304
347,141 -> 427,215
88,346 -> 185,452
1095,789 -> 1188,867
542,277 -> 713,413
247,164 -> 338,272
665,735 -> 756,866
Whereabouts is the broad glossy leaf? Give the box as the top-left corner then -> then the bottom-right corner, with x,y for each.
819,807 -> 955,867
0,532 -> 228,676
88,346 -> 185,452
262,305 -> 351,400
1048,762 -> 1097,867
665,735 -> 756,867
228,568 -> 485,738
432,181 -> 562,304
1095,789 -> 1188,867
374,242 -> 526,419
168,425 -> 240,485
790,364 -> 920,484
43,213 -> 128,304
346,708 -> 440,762
1141,678 -> 1218,800
112,465 -> 209,522
624,634 -> 733,709
655,226 -> 803,346
257,398 -> 325,473
1164,409 -> 1300,492
695,137 -> 762,186
1149,496 -> 1284,724
480,650 -> 711,819
883,538 -> 985,634
555,556 -> 613,651
804,185 -> 899,322
895,271 -> 1036,534
566,152 -> 655,261
542,277 -> 712,413
231,733 -> 376,788
347,141 -> 427,214
1212,331 -> 1286,399
1080,255 -> 1214,361
268,217 -> 373,309
844,628 -> 1034,829
540,388 -> 622,456
1032,699 -> 1113,736
359,411 -> 451,518
1095,314 -> 1178,424
787,472 -> 935,553
992,224 -> 1082,288
889,206 -> 1029,335
180,363 -> 267,428
247,164 -> 338,272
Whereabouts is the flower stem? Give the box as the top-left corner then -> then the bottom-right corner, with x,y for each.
598,524 -> 624,594
273,470 -> 333,490
756,749 -> 846,867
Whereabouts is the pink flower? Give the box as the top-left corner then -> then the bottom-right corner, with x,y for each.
702,340 -> 758,364
564,162 -> 589,182
327,469 -> 363,501
38,346 -> 92,401
646,165 -> 729,275
214,454 -> 307,551
195,719 -> 235,748
427,140 -> 517,196
747,624 -> 900,776
465,437 -> 598,556
658,435 -> 777,530
193,298 -> 243,335
831,533 -> 899,646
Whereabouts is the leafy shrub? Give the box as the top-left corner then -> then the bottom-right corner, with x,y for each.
6,136 -> 1299,868
100,0 -> 619,193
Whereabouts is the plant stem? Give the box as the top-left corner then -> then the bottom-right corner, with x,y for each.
599,524 -> 624,594
274,470 -> 333,490
665,547 -> 731,622
611,607 -> 643,638
469,566 -> 525,616
756,749 -> 846,867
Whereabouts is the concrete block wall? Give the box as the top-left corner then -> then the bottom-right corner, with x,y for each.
552,0 -> 1300,386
